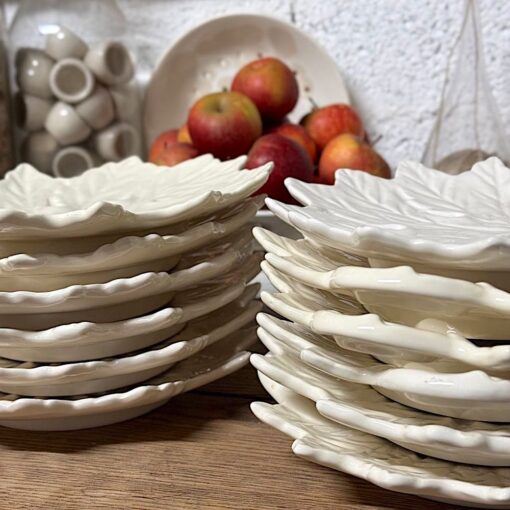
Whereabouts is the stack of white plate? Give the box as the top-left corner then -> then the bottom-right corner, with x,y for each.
0,154 -> 271,431
251,157 -> 510,508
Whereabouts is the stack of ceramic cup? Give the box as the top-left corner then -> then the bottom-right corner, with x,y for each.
251,157 -> 510,508
15,26 -> 141,177
0,154 -> 270,431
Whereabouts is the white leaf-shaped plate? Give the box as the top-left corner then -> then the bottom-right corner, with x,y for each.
301,337 -> 510,422
0,296 -> 260,397
0,330 -> 255,431
251,327 -> 510,466
0,275 -> 258,364
260,293 -> 510,420
0,196 -> 263,292
260,279 -> 510,370
0,229 -> 259,330
251,378 -> 510,509
267,157 -> 510,272
257,226 -> 510,339
0,155 -> 271,239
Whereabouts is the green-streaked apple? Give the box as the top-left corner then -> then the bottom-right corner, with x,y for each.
188,91 -> 262,159
232,57 -> 298,121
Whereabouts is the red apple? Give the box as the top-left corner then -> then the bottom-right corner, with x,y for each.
270,123 -> 317,163
318,134 -> 391,184
177,123 -> 192,144
231,57 -> 298,121
303,104 -> 364,151
245,134 -> 314,203
188,91 -> 262,159
150,142 -> 199,167
148,129 -> 179,162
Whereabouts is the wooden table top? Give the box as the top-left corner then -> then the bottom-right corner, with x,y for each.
0,345 -> 461,510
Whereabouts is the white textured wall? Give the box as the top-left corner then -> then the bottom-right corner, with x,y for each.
7,0 -> 510,167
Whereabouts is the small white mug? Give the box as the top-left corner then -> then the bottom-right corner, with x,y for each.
15,93 -> 53,132
16,48 -> 55,99
52,145 -> 100,177
84,41 -> 134,86
45,101 -> 91,146
49,58 -> 95,104
45,26 -> 88,61
93,122 -> 140,161
75,85 -> 115,129
21,131 -> 59,174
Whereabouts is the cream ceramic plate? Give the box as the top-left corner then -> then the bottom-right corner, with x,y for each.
252,378 -> 510,509
0,298 -> 261,397
0,155 -> 271,240
144,13 -> 349,146
261,292 -> 510,420
253,317 -> 510,466
0,330 -> 255,431
267,158 -> 510,289
301,340 -> 510,423
0,195 -> 264,258
257,226 -> 510,339
0,196 -> 263,292
260,281 -> 510,371
0,230 -> 257,330
0,269 -> 258,364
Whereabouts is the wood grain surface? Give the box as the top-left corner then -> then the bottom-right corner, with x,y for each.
0,348 -> 462,510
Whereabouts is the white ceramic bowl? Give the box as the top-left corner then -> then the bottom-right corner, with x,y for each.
144,13 -> 349,146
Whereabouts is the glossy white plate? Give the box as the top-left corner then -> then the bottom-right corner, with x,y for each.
0,271 -> 259,363
302,340 -> 510,423
0,230 -> 257,330
0,298 -> 260,397
257,226 -> 510,339
0,196 -> 263,292
0,155 -> 270,240
267,158 -> 510,288
260,282 -> 510,371
252,318 -> 510,466
144,13 -> 349,146
252,378 -> 510,509
0,330 -> 255,431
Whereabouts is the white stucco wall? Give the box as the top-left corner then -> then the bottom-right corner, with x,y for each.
7,0 -> 510,167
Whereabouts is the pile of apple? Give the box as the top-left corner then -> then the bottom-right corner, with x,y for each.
149,57 -> 390,203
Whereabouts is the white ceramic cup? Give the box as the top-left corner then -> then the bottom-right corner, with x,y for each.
16,48 -> 55,99
110,82 -> 140,122
15,93 -> 53,132
45,26 -> 88,61
93,122 -> 140,161
75,85 -> 115,129
21,131 -> 59,174
49,58 -> 95,104
84,41 -> 134,86
45,101 -> 92,146
52,145 -> 99,177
